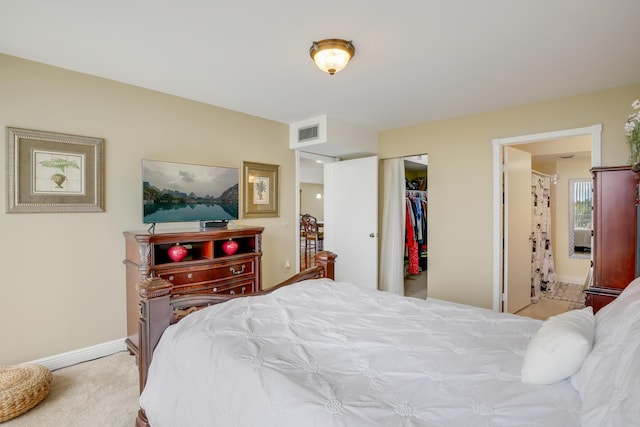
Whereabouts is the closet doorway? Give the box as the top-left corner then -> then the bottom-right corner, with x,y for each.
404,155 -> 428,299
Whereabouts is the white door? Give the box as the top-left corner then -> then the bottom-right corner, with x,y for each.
504,146 -> 532,313
324,156 -> 378,290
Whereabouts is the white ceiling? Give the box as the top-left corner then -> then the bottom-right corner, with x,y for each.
1,1 -> 639,133
516,135 -> 592,164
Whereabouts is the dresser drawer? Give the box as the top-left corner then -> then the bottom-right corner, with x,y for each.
171,278 -> 256,297
214,280 -> 255,296
157,258 -> 255,285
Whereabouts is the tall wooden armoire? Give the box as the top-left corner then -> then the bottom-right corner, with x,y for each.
586,166 -> 640,312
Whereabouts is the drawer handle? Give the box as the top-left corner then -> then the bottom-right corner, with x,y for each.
187,273 -> 193,279
229,290 -> 236,295
241,286 -> 246,294
230,265 -> 246,275
168,275 -> 174,281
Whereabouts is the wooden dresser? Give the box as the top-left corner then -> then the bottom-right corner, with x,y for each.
123,226 -> 264,360
586,166 -> 639,312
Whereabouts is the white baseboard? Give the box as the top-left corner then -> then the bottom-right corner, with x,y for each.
25,338 -> 128,371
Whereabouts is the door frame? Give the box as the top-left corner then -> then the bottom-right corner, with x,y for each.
491,124 -> 602,311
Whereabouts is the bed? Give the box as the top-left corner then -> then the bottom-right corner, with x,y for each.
135,252 -> 640,427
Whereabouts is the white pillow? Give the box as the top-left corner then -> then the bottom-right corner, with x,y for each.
570,277 -> 640,427
520,306 -> 594,384
590,276 -> 640,342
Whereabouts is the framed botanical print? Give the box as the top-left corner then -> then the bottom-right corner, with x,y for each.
241,161 -> 279,218
6,127 -> 105,213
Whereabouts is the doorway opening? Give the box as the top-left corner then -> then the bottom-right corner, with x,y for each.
492,125 -> 602,314
297,151 -> 334,271
404,155 -> 428,299
296,150 -> 379,289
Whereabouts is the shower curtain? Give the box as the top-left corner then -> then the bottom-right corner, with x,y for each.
530,173 -> 556,302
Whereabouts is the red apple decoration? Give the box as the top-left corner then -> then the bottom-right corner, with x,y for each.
168,243 -> 188,262
222,239 -> 239,255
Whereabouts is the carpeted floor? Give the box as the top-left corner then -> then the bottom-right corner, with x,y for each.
3,351 -> 138,427
405,271 -> 428,299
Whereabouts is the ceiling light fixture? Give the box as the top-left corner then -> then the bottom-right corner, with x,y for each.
310,39 -> 355,75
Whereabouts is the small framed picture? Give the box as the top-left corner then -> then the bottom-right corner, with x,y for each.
6,127 -> 105,213
241,161 -> 279,218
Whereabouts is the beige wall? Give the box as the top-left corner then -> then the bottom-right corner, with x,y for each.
554,158 -> 592,283
300,183 -> 324,220
0,54 -> 296,364
379,82 -> 640,309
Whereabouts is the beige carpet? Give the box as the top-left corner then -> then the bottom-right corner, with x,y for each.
3,351 -> 139,427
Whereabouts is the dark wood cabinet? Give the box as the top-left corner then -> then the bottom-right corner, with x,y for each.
123,227 -> 264,362
586,166 -> 639,311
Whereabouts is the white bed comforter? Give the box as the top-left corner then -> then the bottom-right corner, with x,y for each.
140,279 -> 581,427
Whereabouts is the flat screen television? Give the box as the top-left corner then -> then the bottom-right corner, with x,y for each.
142,159 -> 239,227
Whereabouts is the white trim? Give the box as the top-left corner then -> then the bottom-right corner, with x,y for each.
25,338 -> 127,371
492,124 -> 602,312
492,138 -> 504,312
295,150 -> 301,272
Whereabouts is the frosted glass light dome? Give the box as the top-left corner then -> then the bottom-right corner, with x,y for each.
310,39 -> 355,75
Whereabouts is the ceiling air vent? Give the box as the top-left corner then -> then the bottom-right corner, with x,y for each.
298,124 -> 319,143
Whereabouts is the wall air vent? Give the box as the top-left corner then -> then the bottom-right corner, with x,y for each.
298,124 -> 319,142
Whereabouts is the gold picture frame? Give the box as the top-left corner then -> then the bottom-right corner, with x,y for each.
242,161 -> 279,218
6,127 -> 105,213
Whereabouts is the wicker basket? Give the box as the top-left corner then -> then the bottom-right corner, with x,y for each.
0,364 -> 52,422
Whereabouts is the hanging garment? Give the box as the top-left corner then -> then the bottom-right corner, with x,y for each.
405,198 -> 420,275
412,197 -> 424,243
405,193 -> 428,275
